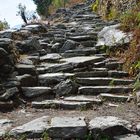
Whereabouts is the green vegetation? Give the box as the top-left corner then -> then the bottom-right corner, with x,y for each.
91,0 -> 99,12
119,3 -> 140,75
0,20 -> 9,31
32,0 -> 70,18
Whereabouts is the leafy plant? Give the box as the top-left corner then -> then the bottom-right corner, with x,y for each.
0,20 -> 9,31
42,131 -> 49,140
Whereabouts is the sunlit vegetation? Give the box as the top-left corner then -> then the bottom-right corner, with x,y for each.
32,0 -> 85,18
0,20 -> 9,31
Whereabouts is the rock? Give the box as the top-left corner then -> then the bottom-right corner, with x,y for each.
114,134 -> 140,140
68,35 -> 95,41
32,100 -> 91,110
89,116 -> 132,139
0,87 -> 19,101
54,79 -> 78,97
38,62 -> 74,73
10,116 -> 50,138
16,74 -> 37,87
0,119 -> 13,136
137,123 -> 140,136
100,93 -> 133,102
76,77 -> 133,86
60,40 -> 79,53
63,47 -> 97,57
96,24 -> 132,47
136,91 -> 140,103
48,117 -> 87,139
17,37 -> 41,53
75,71 -> 108,77
60,56 -> 104,67
38,73 -> 74,86
79,86 -> 133,95
51,43 -> 61,53
64,95 -> 102,104
22,24 -> 47,34
0,101 -> 14,111
108,70 -> 129,78
0,29 -> 16,39
40,53 -> 62,62
21,87 -> 54,100
18,58 -> 33,65
15,64 -> 37,76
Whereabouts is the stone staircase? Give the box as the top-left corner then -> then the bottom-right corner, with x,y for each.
0,2 -> 140,140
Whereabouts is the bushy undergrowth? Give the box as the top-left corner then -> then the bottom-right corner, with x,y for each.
0,20 -> 9,31
119,3 -> 140,75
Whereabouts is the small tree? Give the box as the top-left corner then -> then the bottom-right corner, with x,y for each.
17,3 -> 27,24
0,19 -> 9,31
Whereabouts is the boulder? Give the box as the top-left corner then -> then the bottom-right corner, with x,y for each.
16,37 -> 41,53
89,116 -> 132,139
0,119 -> 13,136
48,117 -> 87,139
54,79 -> 78,97
10,116 -> 50,138
60,40 -> 79,53
96,24 -> 132,47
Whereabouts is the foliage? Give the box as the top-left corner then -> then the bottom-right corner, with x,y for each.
0,20 -> 9,31
119,3 -> 140,75
32,0 -> 53,18
17,3 -> 27,24
120,4 -> 140,32
42,131 -> 49,140
91,0 -> 99,12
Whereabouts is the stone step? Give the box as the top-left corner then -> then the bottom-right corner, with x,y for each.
68,35 -> 97,42
100,93 -> 133,102
106,62 -> 123,70
78,86 -> 133,95
40,53 -> 62,62
62,47 -> 97,58
76,77 -> 134,86
10,116 -> 50,138
75,71 -> 108,77
48,117 -> 87,139
38,73 -> 74,86
15,64 -> 37,76
32,100 -> 92,110
75,70 -> 129,78
63,95 -> 102,104
37,56 -> 105,74
21,87 -> 55,101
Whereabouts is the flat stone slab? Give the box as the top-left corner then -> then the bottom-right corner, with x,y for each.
48,117 -> 87,139
100,93 -> 133,102
38,73 -> 74,86
89,116 -> 132,138
21,87 -> 53,99
76,77 -> 134,86
40,53 -> 62,62
10,116 -> 50,138
114,134 -> 140,140
60,56 -> 104,67
0,119 -> 13,136
64,95 -> 102,104
79,86 -> 133,95
32,100 -> 91,110
38,62 -> 74,73
108,70 -> 129,78
75,71 -> 108,77
15,64 -> 36,75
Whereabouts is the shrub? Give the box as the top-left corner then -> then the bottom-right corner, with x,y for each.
0,20 -> 9,31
